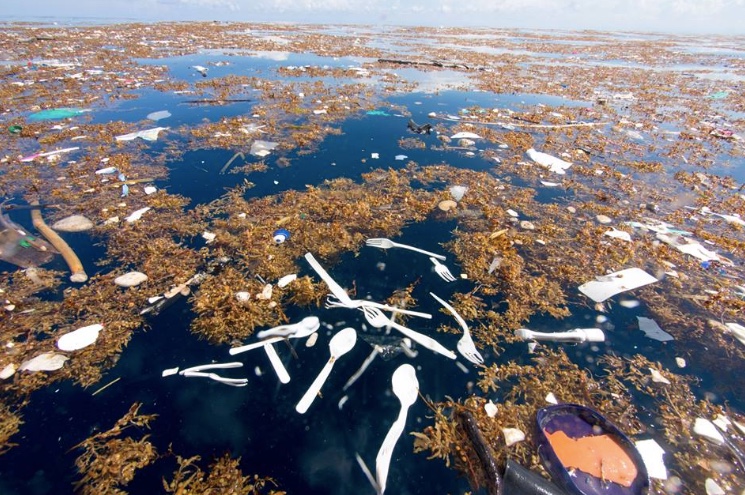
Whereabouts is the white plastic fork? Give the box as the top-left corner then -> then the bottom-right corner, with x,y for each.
366,238 -> 446,261
429,257 -> 456,282
430,292 -> 484,365
360,306 -> 456,360
324,295 -> 432,319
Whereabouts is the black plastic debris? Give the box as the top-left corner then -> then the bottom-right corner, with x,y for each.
407,119 -> 433,135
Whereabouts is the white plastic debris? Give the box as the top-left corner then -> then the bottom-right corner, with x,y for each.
52,215 -> 94,232
676,357 -> 687,368
713,415 -> 731,432
235,291 -> 251,302
277,274 -> 297,288
162,367 -> 179,377
649,368 -> 671,384
506,209 -> 519,217
250,140 -> 278,157
125,207 -> 151,223
579,268 -> 658,303
619,299 -> 640,308
20,352 -> 69,372
394,155 -> 408,161
526,148 -> 572,174
338,395 -> 349,410
484,400 -> 498,418
143,186 -> 157,195
635,439 -> 667,480
656,234 -> 732,265
502,428 -> 526,446
256,284 -> 273,300
0,363 -> 17,379
115,127 -> 167,142
545,392 -> 558,405
705,478 -> 725,495
637,317 -> 674,342
725,322 -> 745,346
95,166 -> 118,175
540,180 -> 560,187
147,110 -> 171,121
57,323 -> 103,351
191,65 -> 208,76
306,332 -> 319,348
450,131 -> 482,140
449,185 -> 468,201
604,228 -> 631,242
370,152 -> 379,159
202,231 -> 216,244
114,271 -> 148,288
596,214 -> 612,224
693,418 -> 725,445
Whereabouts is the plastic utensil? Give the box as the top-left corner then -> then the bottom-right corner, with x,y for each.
430,257 -> 456,282
515,328 -> 605,343
375,364 -> 419,494
304,252 -> 355,305
256,316 -> 321,339
229,316 -> 320,355
295,327 -> 357,414
325,294 -> 432,319
263,343 -> 291,383
360,306 -> 456,360
365,238 -> 446,261
430,292 -> 484,365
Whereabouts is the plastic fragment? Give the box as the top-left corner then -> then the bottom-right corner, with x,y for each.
0,363 -> 17,379
545,393 -> 558,404
115,127 -> 167,142
579,268 -> 658,303
635,439 -> 667,480
649,368 -> 670,384
52,215 -> 94,232
526,148 -> 572,174
114,271 -> 148,288
57,323 -> 103,351
705,479 -> 725,495
694,418 -> 724,445
162,367 -> 179,377
125,207 -> 151,223
277,273 -> 297,288
637,317 -> 674,342
450,131 -> 482,140
503,428 -> 526,446
20,352 -> 69,372
484,400 -> 498,417
146,110 -> 171,121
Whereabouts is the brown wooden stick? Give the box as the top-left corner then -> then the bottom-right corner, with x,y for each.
30,200 -> 88,283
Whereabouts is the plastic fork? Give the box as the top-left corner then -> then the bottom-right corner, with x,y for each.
360,305 -> 456,359
430,292 -> 484,365
429,257 -> 456,282
324,294 -> 432,319
514,328 -> 606,343
365,238 -> 446,261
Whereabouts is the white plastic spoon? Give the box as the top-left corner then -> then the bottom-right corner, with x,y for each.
263,343 -> 290,384
375,364 -> 419,494
257,316 -> 321,339
229,316 -> 320,355
295,327 -> 357,414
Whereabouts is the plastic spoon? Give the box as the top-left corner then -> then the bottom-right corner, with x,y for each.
229,316 -> 320,355
263,343 -> 291,383
375,364 -> 419,494
295,327 -> 357,414
257,316 -> 321,339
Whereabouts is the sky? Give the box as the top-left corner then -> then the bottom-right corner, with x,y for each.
2,0 -> 745,34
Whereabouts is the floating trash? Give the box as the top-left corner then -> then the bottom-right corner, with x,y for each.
125,207 -> 150,223
51,215 -> 94,232
649,368 -> 670,384
635,439 -> 667,480
437,200 -> 457,212
202,231 -> 216,244
250,140 -> 278,157
28,108 -> 90,121
95,166 -> 118,175
146,110 -> 171,121
1,363 -> 17,379
277,273 -> 297,288
503,427 -> 526,446
450,131 -> 482,140
526,148 -> 572,174
57,323 -> 103,351
115,127 -> 167,142
449,185 -> 468,201
273,228 -> 290,244
484,400 -> 498,417
579,268 -> 658,303
20,352 -> 69,372
114,271 -> 148,287
636,317 -> 674,342
143,185 -> 157,195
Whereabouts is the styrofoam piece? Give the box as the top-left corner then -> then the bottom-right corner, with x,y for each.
637,317 -> 674,342
125,207 -> 151,223
579,268 -> 658,302
20,352 -> 69,371
450,131 -> 482,140
277,273 -> 297,288
526,148 -> 572,174
57,323 -> 103,351
115,127 -> 167,142
635,439 -> 667,480
694,418 -> 725,445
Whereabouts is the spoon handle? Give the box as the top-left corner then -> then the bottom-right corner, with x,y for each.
264,343 -> 291,384
296,358 -> 335,414
229,336 -> 283,355
375,407 -> 409,494
389,321 -> 456,360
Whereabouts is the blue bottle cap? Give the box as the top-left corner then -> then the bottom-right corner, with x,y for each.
273,228 -> 291,244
